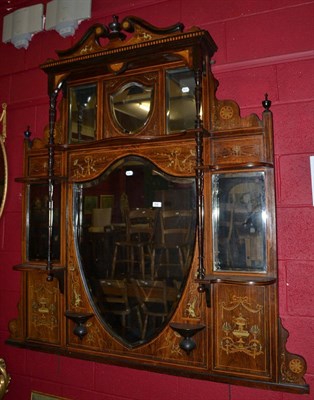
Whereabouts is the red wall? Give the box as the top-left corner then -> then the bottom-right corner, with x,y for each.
0,1 -> 313,399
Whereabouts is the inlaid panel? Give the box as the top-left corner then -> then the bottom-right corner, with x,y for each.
27,272 -> 61,344
212,282 -> 273,379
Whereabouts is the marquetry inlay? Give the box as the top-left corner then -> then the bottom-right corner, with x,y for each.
220,295 -> 263,359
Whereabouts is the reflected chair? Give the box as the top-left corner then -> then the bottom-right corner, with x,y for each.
152,210 -> 194,279
134,279 -> 170,339
119,192 -> 129,223
111,208 -> 157,279
98,279 -> 142,334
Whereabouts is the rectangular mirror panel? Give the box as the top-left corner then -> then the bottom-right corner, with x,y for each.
27,183 -> 61,261
166,68 -> 196,133
68,83 -> 97,143
212,171 -> 266,272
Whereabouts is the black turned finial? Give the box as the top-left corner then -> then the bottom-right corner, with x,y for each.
197,283 -> 205,293
108,15 -> 126,40
65,311 -> 94,340
262,93 -> 272,111
109,15 -> 120,31
24,125 -> 31,139
170,323 -> 205,355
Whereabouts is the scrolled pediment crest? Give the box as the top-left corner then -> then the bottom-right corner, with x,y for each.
46,16 -> 185,63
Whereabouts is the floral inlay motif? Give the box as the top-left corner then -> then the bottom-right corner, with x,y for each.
280,352 -> 306,383
156,330 -> 182,356
30,282 -> 58,332
72,156 -> 97,179
220,295 -> 263,359
156,147 -> 195,173
184,282 -> 202,319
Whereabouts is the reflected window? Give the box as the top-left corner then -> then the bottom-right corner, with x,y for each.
68,83 -> 97,143
73,156 -> 196,347
166,68 -> 196,133
212,172 -> 266,272
110,83 -> 153,134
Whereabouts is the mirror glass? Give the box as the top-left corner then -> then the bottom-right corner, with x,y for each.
110,83 -> 153,134
212,171 -> 266,272
68,83 -> 97,143
0,136 -> 7,218
166,68 -> 196,133
27,184 -> 61,261
74,156 -> 196,347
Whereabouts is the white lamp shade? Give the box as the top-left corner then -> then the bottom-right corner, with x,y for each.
2,4 -> 44,49
45,0 -> 92,37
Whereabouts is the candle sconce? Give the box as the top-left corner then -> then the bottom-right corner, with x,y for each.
65,311 -> 94,340
170,322 -> 205,355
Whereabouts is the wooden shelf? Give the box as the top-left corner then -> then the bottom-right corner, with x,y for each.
197,274 -> 277,286
13,263 -> 65,272
15,176 -> 67,184
197,162 -> 274,172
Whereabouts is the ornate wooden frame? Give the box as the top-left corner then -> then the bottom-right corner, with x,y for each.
8,16 -> 308,394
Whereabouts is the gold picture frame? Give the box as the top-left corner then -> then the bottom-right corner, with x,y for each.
0,103 -> 7,219
100,194 -> 114,208
31,392 -> 69,400
83,195 -> 98,214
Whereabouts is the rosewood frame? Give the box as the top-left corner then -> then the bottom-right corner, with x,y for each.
8,16 -> 308,394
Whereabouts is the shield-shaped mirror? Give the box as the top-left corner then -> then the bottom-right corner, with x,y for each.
74,156 -> 196,347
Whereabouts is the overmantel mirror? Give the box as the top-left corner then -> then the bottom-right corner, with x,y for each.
0,103 -> 7,219
8,16 -> 308,394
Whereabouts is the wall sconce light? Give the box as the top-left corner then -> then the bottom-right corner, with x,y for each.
45,0 -> 92,38
2,4 -> 44,49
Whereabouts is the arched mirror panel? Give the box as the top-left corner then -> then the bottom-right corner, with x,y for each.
73,156 -> 197,347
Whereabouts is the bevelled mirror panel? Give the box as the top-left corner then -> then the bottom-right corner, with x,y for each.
74,156 -> 196,347
27,183 -> 61,261
212,171 -> 266,272
110,83 -> 153,134
68,83 -> 97,143
166,68 -> 196,133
